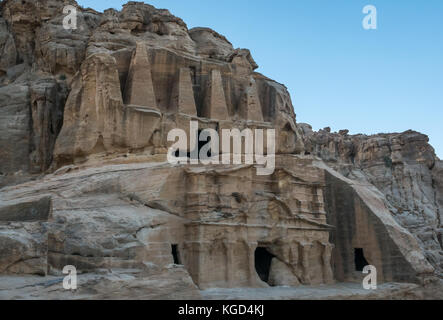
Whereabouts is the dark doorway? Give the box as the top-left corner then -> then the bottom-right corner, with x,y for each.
190,66 -> 197,85
197,129 -> 206,159
354,248 -> 369,271
173,129 -> 200,160
171,244 -> 181,265
173,130 -> 216,161
255,247 -> 275,283
198,129 -> 215,161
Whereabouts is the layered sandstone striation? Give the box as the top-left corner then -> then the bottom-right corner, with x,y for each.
301,125 -> 443,278
0,0 -> 441,299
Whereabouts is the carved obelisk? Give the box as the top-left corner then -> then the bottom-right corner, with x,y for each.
124,42 -> 158,110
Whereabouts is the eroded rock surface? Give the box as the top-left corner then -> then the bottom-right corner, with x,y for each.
0,0 -> 441,299
301,125 -> 443,277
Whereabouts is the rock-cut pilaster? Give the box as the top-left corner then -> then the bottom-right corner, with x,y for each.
240,76 -> 264,122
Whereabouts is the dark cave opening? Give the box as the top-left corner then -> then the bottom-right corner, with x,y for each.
354,248 -> 369,271
173,129 -> 214,160
197,129 -> 208,160
255,247 -> 275,284
171,244 -> 181,265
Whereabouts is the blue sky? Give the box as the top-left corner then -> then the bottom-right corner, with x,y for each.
77,0 -> 443,158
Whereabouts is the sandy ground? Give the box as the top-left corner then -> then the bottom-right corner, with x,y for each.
201,282 -> 424,300
1,273 -> 441,300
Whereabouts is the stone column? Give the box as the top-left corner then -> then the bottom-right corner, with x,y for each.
321,242 -> 334,284
289,242 -> 299,266
246,241 -> 258,286
224,241 -> 236,288
300,242 -> 312,285
290,241 -> 306,282
196,242 -> 209,288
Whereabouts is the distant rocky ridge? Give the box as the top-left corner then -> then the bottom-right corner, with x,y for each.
0,0 -> 441,299
300,125 -> 443,277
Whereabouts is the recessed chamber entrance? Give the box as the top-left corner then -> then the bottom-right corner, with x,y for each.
255,247 -> 275,284
171,244 -> 182,265
354,248 -> 369,271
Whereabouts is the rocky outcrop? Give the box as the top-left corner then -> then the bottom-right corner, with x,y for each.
190,27 -> 234,61
301,124 -> 443,277
0,16 -> 16,75
0,76 -> 67,187
0,0 -> 441,299
319,162 -> 434,283
0,267 -> 201,299
1,0 -> 303,182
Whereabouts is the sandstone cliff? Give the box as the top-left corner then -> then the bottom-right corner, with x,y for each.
0,0 -> 441,299
300,125 -> 443,278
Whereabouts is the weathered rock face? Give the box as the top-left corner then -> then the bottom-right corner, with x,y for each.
1,0 -> 99,75
0,0 -> 303,184
0,0 -> 441,299
52,26 -> 303,166
301,124 -> 443,278
0,76 -> 67,187
0,16 -> 16,75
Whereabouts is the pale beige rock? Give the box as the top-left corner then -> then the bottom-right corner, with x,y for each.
53,53 -> 126,164
0,157 -> 336,290
0,268 -> 201,300
0,0 -> 441,300
202,282 -> 443,300
0,223 -> 48,275
202,69 -> 230,120
268,258 -> 301,287
190,27 -> 234,61
229,49 -> 259,71
301,125 -> 443,278
316,160 -> 434,283
124,42 -> 158,110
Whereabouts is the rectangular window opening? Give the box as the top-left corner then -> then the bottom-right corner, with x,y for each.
171,244 -> 182,265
